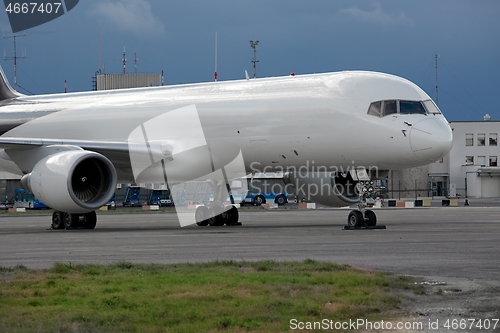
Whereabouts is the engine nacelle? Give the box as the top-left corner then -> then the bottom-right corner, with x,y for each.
283,171 -> 360,207
21,150 -> 117,214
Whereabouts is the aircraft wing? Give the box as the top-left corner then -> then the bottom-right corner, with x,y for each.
0,137 -> 134,182
0,137 -> 129,152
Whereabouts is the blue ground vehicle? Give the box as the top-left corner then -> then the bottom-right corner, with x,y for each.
226,193 -> 246,205
147,190 -> 173,206
14,189 -> 49,209
208,192 -> 284,206
244,191 -> 288,206
122,186 -> 142,207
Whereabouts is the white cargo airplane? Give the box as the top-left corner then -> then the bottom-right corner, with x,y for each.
0,66 -> 452,229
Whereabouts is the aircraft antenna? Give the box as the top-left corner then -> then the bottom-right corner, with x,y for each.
214,32 -> 218,81
249,40 -> 259,78
134,48 -> 138,73
122,45 -> 127,74
98,28 -> 102,74
3,33 -> 26,91
435,54 -> 439,105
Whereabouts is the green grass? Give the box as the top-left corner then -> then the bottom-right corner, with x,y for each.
0,260 -> 422,333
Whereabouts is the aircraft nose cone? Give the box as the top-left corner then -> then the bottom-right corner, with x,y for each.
410,118 -> 453,162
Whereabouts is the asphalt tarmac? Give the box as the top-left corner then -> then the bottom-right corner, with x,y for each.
0,206 -> 498,281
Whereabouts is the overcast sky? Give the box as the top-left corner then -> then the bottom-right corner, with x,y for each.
0,0 -> 498,121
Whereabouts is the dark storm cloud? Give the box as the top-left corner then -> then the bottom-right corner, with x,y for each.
0,0 -> 498,120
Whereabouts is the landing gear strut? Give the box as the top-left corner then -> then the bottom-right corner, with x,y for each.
347,181 -> 377,227
51,211 -> 97,230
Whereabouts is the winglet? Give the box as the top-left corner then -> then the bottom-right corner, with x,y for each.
0,66 -> 22,101
245,70 -> 250,81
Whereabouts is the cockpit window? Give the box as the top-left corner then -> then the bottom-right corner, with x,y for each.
400,101 -> 427,115
383,100 -> 397,116
367,101 -> 382,117
367,99 -> 441,117
422,99 -> 441,114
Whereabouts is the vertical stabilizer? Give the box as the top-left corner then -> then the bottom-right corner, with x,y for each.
0,66 -> 22,101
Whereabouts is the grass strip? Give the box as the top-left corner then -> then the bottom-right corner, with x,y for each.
0,260 -> 421,332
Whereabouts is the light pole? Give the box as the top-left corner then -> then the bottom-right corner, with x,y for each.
249,40 -> 259,78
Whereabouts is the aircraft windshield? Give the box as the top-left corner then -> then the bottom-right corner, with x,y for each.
367,101 -> 382,117
400,101 -> 426,115
422,99 -> 442,114
367,99 -> 441,117
383,100 -> 397,116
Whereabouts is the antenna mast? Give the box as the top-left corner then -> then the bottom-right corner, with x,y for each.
3,33 -> 26,91
249,40 -> 259,78
98,28 -> 102,73
122,45 -> 127,74
134,49 -> 138,73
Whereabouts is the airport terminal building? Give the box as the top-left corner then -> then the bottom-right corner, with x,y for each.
391,116 -> 500,199
428,117 -> 500,198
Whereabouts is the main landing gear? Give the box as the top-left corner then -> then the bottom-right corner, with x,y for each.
347,181 -> 377,227
51,211 -> 97,230
347,209 -> 376,227
195,204 -> 241,227
194,178 -> 242,227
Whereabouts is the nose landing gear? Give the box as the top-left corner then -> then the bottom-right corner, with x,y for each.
345,181 -> 385,230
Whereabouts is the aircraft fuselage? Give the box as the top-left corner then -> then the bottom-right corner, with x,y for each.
0,71 -> 453,182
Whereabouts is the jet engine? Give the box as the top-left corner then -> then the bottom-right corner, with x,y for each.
283,171 -> 361,207
20,150 -> 117,214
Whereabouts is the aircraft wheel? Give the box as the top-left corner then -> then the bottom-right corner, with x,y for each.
347,210 -> 364,227
225,206 -> 239,226
51,211 -> 65,230
83,211 -> 97,229
63,212 -> 79,229
208,205 -> 224,226
195,206 -> 209,226
365,210 -> 377,226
